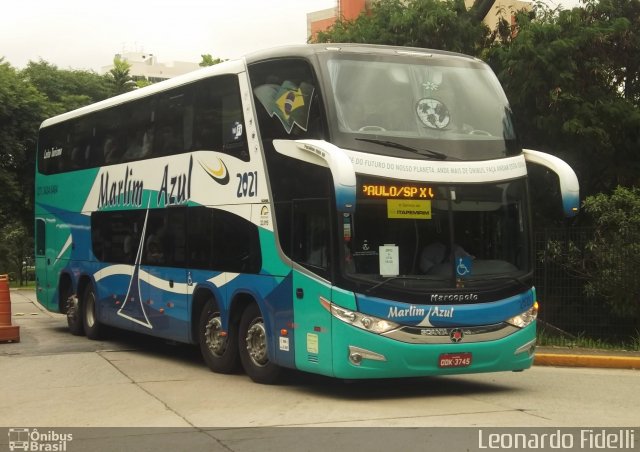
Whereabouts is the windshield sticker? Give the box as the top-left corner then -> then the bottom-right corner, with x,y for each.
254,81 -> 314,134
387,199 -> 432,219
416,98 -> 450,129
379,244 -> 399,277
456,256 -> 473,278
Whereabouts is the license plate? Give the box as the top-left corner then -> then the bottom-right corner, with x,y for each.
438,352 -> 472,368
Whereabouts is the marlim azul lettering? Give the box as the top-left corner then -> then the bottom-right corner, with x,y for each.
98,166 -> 144,209
387,305 -> 454,319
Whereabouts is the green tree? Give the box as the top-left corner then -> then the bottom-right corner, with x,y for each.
199,54 -> 226,67
135,78 -> 153,89
108,56 -> 136,94
486,0 -> 640,197
0,58 -> 115,276
543,187 -> 640,320
0,60 -> 47,233
312,0 -> 495,56
21,60 -> 113,115
0,221 -> 33,285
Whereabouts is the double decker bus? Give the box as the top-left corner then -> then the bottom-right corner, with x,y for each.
35,44 -> 579,383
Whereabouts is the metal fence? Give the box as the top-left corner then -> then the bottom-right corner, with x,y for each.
534,227 -> 639,341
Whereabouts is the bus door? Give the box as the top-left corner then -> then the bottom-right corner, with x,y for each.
35,217 -> 54,310
291,198 -> 334,376
139,208 -> 190,342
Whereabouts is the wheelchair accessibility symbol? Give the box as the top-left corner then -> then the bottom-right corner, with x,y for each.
456,257 -> 472,277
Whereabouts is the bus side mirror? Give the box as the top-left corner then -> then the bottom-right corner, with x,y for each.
273,139 -> 357,213
523,149 -> 579,217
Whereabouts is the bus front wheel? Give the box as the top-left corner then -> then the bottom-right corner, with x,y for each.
239,303 -> 281,384
199,299 -> 240,374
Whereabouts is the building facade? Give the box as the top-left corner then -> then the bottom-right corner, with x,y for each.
307,0 -> 530,41
102,52 -> 200,83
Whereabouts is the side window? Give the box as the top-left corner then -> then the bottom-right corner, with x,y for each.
212,209 -> 262,273
187,207 -> 215,269
95,108 -> 126,166
91,210 -> 145,264
68,116 -> 96,170
248,58 -> 326,141
122,99 -> 155,163
186,207 -> 261,273
192,76 -> 249,162
38,123 -> 69,175
142,208 -> 187,267
153,89 -> 188,157
292,199 -> 331,278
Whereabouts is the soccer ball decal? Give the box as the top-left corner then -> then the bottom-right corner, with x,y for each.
416,98 -> 451,129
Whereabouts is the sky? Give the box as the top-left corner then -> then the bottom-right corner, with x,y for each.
1,0 -> 582,73
1,0 -> 337,71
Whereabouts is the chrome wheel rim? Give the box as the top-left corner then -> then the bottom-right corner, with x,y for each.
67,297 -> 78,322
204,315 -> 226,357
246,318 -> 268,367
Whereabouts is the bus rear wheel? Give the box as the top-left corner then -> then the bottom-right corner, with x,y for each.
199,299 -> 240,374
82,284 -> 104,340
239,303 -> 281,384
66,293 -> 84,336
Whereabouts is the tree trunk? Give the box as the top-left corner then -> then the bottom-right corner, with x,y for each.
470,0 -> 497,22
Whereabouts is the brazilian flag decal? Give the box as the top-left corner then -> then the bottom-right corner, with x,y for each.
254,80 -> 315,134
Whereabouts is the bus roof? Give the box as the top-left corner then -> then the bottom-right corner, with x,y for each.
40,43 -> 478,129
39,58 -> 247,129
244,43 -> 476,64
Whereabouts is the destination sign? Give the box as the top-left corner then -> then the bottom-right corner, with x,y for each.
361,184 -> 435,199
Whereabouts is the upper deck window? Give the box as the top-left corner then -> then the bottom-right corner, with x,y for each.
38,74 -> 248,175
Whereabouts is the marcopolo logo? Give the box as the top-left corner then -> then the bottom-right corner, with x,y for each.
8,428 -> 73,451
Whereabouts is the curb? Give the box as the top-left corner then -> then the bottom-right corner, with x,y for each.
535,353 -> 640,370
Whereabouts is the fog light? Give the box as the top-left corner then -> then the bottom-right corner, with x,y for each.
515,338 -> 537,356
349,352 -> 363,365
348,346 -> 387,366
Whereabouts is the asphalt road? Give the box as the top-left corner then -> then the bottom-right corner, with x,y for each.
1,290 -> 638,451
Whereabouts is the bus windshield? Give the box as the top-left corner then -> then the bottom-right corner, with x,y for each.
321,52 -> 520,160
342,177 -> 531,290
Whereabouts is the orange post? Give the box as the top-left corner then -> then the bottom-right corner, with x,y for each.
0,274 -> 20,342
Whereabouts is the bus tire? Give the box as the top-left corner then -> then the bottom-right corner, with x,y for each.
66,293 -> 84,336
199,299 -> 240,374
82,284 -> 103,340
239,303 -> 281,384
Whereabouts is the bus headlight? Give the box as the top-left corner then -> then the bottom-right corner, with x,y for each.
506,302 -> 539,329
320,297 -> 399,334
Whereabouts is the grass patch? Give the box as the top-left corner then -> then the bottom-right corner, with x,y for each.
537,322 -> 640,352
9,281 -> 36,290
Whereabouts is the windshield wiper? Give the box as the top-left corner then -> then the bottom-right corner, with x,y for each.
355,138 -> 450,160
365,275 -> 427,293
462,274 -> 531,290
